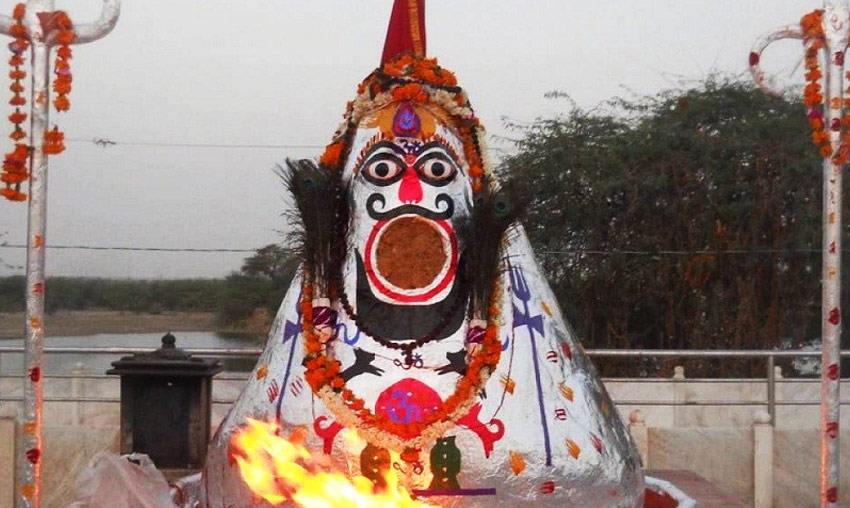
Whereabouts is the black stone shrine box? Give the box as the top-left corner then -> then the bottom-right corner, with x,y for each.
107,333 -> 222,470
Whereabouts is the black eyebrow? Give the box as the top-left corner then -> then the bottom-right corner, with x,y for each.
364,140 -> 407,159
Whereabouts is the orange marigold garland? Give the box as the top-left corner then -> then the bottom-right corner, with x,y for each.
801,10 -> 832,159
44,11 -> 74,156
1,3 -> 29,201
301,276 -> 503,452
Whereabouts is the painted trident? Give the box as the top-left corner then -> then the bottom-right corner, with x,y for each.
0,2 -> 119,508
750,2 -> 844,507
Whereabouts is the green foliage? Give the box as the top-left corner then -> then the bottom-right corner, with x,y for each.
0,245 -> 297,330
215,244 -> 298,327
499,78 -> 844,375
0,276 -> 227,314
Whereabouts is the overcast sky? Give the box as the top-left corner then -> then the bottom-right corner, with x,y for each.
0,0 -> 818,278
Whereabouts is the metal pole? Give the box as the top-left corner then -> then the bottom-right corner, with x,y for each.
0,3 -> 119,508
819,5 -> 844,507
20,5 -> 52,508
750,2 -> 845,506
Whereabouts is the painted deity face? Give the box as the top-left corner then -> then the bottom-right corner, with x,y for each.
343,101 -> 472,340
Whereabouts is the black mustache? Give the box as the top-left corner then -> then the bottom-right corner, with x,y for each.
366,193 -> 454,221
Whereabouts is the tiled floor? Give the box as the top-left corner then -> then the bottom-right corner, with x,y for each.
647,470 -> 749,508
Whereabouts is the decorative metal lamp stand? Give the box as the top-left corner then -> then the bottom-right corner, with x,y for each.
750,2 -> 844,506
0,2 -> 119,508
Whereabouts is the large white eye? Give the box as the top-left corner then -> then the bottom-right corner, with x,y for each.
363,156 -> 403,185
417,155 -> 457,184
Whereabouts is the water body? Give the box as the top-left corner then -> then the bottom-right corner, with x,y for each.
0,331 -> 262,376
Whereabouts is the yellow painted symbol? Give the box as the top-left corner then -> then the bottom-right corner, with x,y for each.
601,401 -> 611,418
559,383 -> 574,402
35,92 -> 46,105
500,374 -> 515,394
828,266 -> 838,278
541,302 -> 553,316
21,484 -> 34,498
33,235 -> 43,248
565,439 -> 581,459
829,212 -> 836,224
509,450 -> 526,475
24,422 -> 36,436
256,365 -> 268,380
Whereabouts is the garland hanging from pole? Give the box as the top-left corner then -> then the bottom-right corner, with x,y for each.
1,3 -> 29,201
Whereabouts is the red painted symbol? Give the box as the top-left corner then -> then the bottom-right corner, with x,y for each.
554,408 -> 567,421
830,241 -> 837,253
313,416 -> 344,455
590,433 -> 604,453
32,282 -> 43,295
836,51 -> 845,66
266,380 -> 280,403
826,486 -> 837,503
376,378 -> 442,437
290,377 -> 304,397
540,481 -> 555,494
831,119 -> 842,132
25,448 -> 40,464
546,351 -> 558,363
28,367 -> 40,382
457,403 -> 505,458
826,421 -> 839,439
828,308 -> 840,326
827,363 -> 839,381
749,52 -> 759,66
560,343 -> 572,361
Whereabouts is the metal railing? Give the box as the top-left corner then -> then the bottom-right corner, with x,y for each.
0,346 -> 848,425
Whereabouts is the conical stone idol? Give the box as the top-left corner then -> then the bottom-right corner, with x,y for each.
203,2 -> 644,506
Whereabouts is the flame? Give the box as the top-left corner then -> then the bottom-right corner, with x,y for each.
231,418 -> 437,508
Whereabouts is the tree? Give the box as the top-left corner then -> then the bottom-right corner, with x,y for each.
216,244 -> 299,328
499,78 -> 847,376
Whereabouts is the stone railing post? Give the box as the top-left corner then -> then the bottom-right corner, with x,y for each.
628,409 -> 648,469
753,410 -> 774,508
71,362 -> 86,426
672,365 -> 686,427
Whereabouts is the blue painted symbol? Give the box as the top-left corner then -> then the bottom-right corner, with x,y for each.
388,391 -> 423,424
334,322 -> 362,345
508,264 -> 552,466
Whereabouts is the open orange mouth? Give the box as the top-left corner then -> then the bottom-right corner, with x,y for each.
363,215 -> 458,304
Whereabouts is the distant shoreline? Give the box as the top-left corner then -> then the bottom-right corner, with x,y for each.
0,310 -> 264,339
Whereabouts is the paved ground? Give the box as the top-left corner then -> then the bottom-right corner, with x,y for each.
647,469 -> 748,508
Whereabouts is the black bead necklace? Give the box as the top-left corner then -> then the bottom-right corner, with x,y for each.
337,281 -> 466,366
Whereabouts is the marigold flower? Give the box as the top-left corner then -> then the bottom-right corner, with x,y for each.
56,31 -> 74,45
9,25 -> 26,38
319,142 -> 343,168
53,95 -> 70,111
12,3 -> 25,20
53,81 -> 71,95
8,111 -> 26,124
